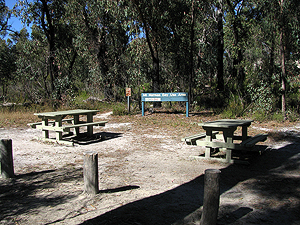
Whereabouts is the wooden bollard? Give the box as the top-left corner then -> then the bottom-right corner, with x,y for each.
83,151 -> 99,195
0,139 -> 14,178
200,169 -> 221,225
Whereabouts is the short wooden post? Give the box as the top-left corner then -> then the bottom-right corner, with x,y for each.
200,169 -> 221,225
83,151 -> 99,195
0,139 -> 14,178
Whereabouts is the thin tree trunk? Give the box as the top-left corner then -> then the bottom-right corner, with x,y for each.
189,1 -> 195,108
216,0 -> 224,92
280,0 -> 286,118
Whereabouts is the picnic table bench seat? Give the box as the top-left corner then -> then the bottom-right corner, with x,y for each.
35,121 -> 107,132
240,134 -> 268,148
28,118 -> 74,128
64,121 -> 107,129
181,131 -> 219,145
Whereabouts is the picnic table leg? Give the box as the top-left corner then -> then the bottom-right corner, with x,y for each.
224,130 -> 233,163
55,117 -> 62,141
205,130 -> 213,159
242,125 -> 248,141
42,119 -> 49,139
87,113 -> 93,137
73,115 -> 80,136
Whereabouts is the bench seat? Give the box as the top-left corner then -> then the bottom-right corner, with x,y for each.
240,134 -> 268,148
182,131 -> 219,145
196,134 -> 268,150
35,121 -> 107,132
28,118 -> 74,128
64,121 -> 107,129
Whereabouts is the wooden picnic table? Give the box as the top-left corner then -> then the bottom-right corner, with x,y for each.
28,109 -> 107,145
183,119 -> 267,163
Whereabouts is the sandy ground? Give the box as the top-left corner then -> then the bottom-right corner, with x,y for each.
0,112 -> 300,225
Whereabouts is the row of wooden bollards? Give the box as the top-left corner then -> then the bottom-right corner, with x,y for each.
1,140 -> 221,225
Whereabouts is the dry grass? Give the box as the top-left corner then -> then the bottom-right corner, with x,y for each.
1,105 -> 299,139
0,111 -> 38,128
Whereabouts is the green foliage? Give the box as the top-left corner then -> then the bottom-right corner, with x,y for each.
271,111 -> 284,123
251,109 -> 269,122
1,0 -> 300,119
0,39 -> 16,100
286,109 -> 299,122
221,95 -> 245,118
247,82 -> 274,114
113,103 -> 128,116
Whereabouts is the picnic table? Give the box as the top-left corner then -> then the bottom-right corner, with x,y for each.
182,119 -> 268,163
28,109 -> 107,145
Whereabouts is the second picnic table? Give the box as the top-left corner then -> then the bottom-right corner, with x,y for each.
28,109 -> 107,145
182,119 -> 268,163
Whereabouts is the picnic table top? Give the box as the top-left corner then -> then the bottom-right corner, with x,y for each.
34,109 -> 100,118
199,119 -> 254,128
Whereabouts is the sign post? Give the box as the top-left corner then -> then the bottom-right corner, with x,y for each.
126,88 -> 131,113
141,92 -> 189,117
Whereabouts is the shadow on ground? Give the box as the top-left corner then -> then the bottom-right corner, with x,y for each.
63,132 -> 123,145
1,131 -> 300,225
0,168 -> 82,221
80,132 -> 300,225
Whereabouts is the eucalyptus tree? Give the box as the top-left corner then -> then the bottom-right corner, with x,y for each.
0,39 -> 16,100
0,0 -> 15,100
276,0 -> 300,117
249,0 -> 300,117
0,0 -> 9,35
66,0 -> 129,100
12,27 -> 52,102
16,0 -> 72,101
223,0 -> 255,97
130,0 -> 173,107
129,0 -> 217,106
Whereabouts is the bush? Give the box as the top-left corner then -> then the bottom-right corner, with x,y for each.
271,111 -> 284,122
286,109 -> 299,122
247,82 -> 274,113
221,95 -> 244,118
113,103 -> 128,116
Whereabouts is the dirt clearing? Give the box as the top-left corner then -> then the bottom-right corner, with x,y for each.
1,112 -> 300,224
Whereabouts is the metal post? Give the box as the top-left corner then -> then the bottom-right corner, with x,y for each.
128,96 -> 130,113
142,101 -> 145,116
0,139 -> 14,178
186,101 -> 189,117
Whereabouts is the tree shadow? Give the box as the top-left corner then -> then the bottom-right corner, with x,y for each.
0,167 -> 83,221
80,132 -> 300,225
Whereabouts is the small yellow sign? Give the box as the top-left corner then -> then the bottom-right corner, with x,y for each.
126,88 -> 131,97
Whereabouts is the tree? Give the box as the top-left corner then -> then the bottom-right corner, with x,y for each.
67,0 -> 129,100
0,39 -> 16,100
17,0 -> 69,101
256,0 -> 300,117
216,0 -> 224,92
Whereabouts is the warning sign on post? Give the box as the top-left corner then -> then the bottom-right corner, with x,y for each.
126,88 -> 131,97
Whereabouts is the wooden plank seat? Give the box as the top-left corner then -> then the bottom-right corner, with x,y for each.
181,131 -> 219,145
28,118 -> 74,128
240,134 -> 268,148
195,133 -> 268,151
35,121 -> 107,133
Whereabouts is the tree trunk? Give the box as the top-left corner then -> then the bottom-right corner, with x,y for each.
189,1 -> 195,109
41,0 -> 58,99
132,0 -> 161,107
280,0 -> 286,118
216,0 -> 224,92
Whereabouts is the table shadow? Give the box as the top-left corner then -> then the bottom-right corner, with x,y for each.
63,132 -> 123,145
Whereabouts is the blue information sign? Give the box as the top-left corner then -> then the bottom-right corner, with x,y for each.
141,92 -> 189,117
